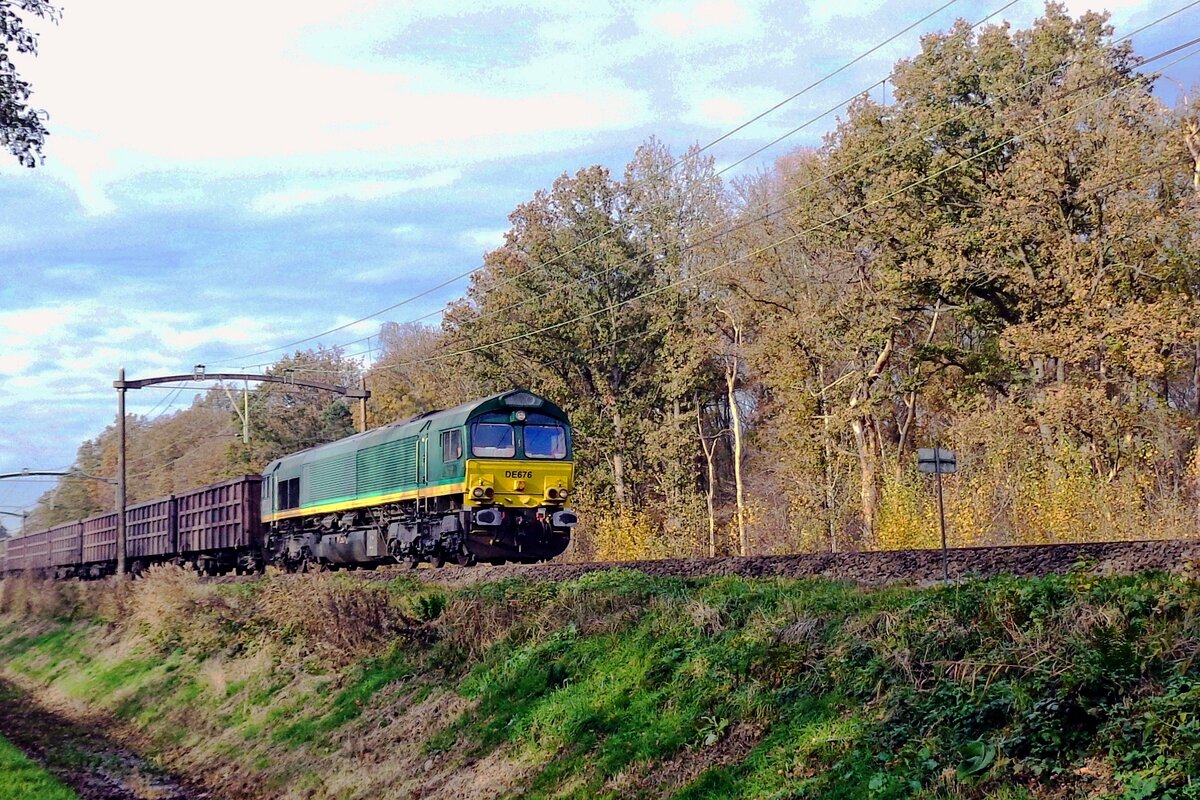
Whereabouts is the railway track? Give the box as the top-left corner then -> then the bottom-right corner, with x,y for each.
248,538 -> 1200,589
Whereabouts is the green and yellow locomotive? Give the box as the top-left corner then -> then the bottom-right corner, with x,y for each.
261,390 -> 576,568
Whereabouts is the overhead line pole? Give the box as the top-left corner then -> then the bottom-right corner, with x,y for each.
117,367 -> 127,577
112,367 -> 370,576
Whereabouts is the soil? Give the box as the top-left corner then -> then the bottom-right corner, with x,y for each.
0,678 -> 215,800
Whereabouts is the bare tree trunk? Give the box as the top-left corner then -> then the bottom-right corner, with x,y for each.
848,334 -> 894,545
896,302 -> 941,471
818,365 -> 836,553
1193,341 -> 1200,417
1185,113 -> 1200,193
851,416 -> 879,544
611,405 -> 627,508
726,356 -> 747,556
697,405 -> 718,558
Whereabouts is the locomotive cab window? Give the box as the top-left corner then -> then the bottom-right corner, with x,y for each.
524,424 -> 567,459
440,429 -> 462,462
471,423 -> 515,458
278,477 -> 300,510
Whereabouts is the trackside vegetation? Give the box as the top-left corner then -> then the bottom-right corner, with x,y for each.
0,566 -> 1197,799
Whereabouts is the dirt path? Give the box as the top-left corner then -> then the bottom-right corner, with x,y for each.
0,679 -> 214,800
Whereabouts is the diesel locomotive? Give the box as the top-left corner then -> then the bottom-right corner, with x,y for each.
264,389 -> 577,569
0,389 -> 578,577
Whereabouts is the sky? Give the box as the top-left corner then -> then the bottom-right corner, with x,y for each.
0,0 -> 1197,523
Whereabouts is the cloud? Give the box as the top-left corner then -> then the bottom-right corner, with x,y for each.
460,228 -> 506,251
9,0 -> 653,217
1062,0 -> 1149,20
248,169 -> 463,215
643,0 -> 755,40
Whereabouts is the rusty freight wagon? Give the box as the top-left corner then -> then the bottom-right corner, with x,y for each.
1,475 -> 263,578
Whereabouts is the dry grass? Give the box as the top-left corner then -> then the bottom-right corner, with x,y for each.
0,575 -> 71,619
127,564 -> 230,652
255,574 -> 425,665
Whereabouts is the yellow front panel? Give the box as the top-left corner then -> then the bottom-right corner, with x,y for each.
464,458 -> 574,508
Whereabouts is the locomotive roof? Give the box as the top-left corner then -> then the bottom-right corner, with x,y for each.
262,389 -> 568,473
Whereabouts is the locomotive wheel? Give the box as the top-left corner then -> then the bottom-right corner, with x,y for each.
455,549 -> 474,567
406,556 -> 420,570
432,554 -> 446,569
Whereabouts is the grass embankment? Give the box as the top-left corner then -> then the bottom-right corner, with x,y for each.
0,566 -> 1197,800
0,734 -> 78,800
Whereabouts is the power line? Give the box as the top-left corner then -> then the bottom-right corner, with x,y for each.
226,0 -> 1191,373
372,37 -> 1200,371
259,27 -> 1200,385
204,0 -> 971,368
367,11 -> 1200,366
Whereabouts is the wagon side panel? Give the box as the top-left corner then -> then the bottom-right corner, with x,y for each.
177,476 -> 260,554
82,513 -> 118,564
126,498 -> 173,560
49,521 -> 83,568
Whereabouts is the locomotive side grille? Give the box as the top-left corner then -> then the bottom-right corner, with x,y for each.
356,436 -> 418,497
304,453 -> 357,505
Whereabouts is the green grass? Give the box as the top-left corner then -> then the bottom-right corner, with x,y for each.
0,735 -> 78,800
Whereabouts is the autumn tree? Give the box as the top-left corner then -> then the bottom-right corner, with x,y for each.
444,140 -> 728,555
364,321 -> 476,426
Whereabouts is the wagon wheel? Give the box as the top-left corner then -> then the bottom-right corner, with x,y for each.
432,553 -> 446,569
406,555 -> 420,570
455,547 -> 474,567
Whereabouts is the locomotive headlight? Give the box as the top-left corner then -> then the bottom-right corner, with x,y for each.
559,489 -> 568,500
547,488 -> 559,500
514,410 -> 527,421
472,486 -> 486,499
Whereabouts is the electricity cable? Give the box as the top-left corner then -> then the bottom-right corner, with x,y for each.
204,0 -> 971,368
367,17 -> 1200,362
372,38 -> 1200,371
230,0 -> 1194,371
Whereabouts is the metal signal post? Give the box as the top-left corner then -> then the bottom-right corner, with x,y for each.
917,447 -> 957,581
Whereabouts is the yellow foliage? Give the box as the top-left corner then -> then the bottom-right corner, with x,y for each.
588,507 -> 664,561
873,418 -> 1191,551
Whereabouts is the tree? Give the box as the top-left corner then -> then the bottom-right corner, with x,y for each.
365,321 -> 476,426
0,0 -> 58,166
444,140 -> 728,555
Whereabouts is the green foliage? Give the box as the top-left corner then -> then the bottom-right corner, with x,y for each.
0,0 -> 59,168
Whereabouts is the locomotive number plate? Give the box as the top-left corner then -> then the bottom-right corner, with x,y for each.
505,470 -> 534,479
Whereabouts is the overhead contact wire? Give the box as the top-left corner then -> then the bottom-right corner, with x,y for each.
376,38 -> 1200,369
205,0 -> 970,368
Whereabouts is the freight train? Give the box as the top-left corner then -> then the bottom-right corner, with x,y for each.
0,390 -> 577,577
